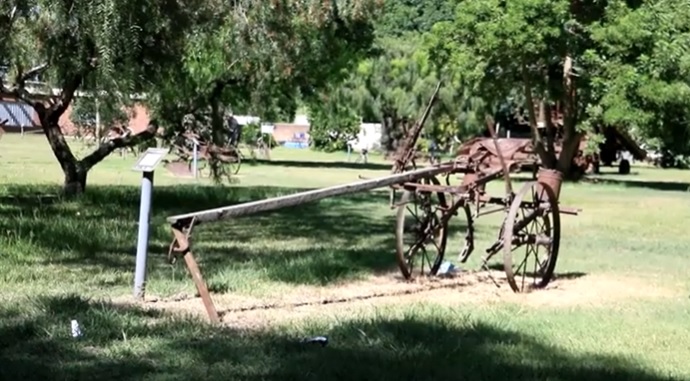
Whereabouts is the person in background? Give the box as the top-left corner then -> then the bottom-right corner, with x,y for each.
226,111 -> 241,146
429,138 -> 439,164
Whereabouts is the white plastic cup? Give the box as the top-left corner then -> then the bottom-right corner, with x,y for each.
71,319 -> 83,338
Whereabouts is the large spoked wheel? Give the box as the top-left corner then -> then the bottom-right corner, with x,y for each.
395,176 -> 449,280
502,181 -> 561,292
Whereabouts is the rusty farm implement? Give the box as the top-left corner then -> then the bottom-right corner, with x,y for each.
165,82 -> 581,322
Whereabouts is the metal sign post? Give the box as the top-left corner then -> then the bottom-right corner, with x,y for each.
131,147 -> 169,300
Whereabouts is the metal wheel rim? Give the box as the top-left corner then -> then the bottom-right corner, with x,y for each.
394,177 -> 448,279
502,181 -> 561,293
456,203 -> 475,263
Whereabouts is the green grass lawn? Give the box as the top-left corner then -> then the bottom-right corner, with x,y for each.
1,133 -> 690,381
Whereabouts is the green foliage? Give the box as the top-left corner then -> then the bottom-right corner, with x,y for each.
146,0 -> 381,181
70,95 -> 130,136
584,0 -> 690,155
307,34 -> 485,153
2,0 -> 201,98
308,91 -> 361,152
152,0 -> 380,134
376,0 -> 455,38
427,0 -> 573,118
0,0 -> 211,193
428,0 -> 690,162
240,123 -> 278,149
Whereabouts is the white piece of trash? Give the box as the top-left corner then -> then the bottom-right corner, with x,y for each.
301,336 -> 328,347
71,319 -> 83,338
437,261 -> 459,277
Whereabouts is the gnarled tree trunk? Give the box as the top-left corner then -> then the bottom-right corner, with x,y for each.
38,102 -> 89,196
556,55 -> 583,180
64,163 -> 88,195
37,101 -> 156,196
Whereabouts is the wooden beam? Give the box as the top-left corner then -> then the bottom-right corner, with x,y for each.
167,164 -> 453,224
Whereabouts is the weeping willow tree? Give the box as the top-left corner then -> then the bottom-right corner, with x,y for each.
150,0 -> 380,179
1,0 -> 379,193
0,0 -> 204,194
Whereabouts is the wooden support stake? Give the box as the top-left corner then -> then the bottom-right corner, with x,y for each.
172,224 -> 220,323
183,250 -> 220,324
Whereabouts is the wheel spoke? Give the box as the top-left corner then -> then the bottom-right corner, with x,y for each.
395,177 -> 448,280
503,180 -> 561,293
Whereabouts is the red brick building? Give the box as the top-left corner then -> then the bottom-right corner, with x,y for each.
0,92 -> 151,135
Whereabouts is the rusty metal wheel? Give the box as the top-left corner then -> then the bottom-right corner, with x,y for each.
229,153 -> 242,175
455,203 -> 475,263
188,158 -> 208,178
502,181 -> 561,292
395,176 -> 448,279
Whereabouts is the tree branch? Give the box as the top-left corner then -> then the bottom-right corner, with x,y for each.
522,63 -> 555,167
16,63 -> 49,84
556,54 -> 582,173
0,62 -> 49,108
80,121 -> 159,170
50,74 -> 84,120
543,101 -> 556,154
522,66 -> 545,144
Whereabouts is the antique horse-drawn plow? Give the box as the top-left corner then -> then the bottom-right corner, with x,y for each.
166,131 -> 243,178
165,82 -> 580,323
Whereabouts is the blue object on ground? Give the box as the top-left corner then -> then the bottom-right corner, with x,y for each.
283,141 -> 309,149
437,261 -> 458,276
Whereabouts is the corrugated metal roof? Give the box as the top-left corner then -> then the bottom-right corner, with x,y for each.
0,101 -> 38,128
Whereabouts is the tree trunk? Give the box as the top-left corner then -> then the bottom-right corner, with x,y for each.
556,54 -> 582,179
208,80 -> 227,146
39,113 -> 86,195
522,65 -> 556,169
27,72 -> 154,196
39,110 -> 155,196
381,112 -> 398,155
64,163 -> 88,196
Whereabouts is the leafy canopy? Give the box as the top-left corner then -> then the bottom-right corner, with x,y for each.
152,0 -> 379,141
428,0 -> 690,155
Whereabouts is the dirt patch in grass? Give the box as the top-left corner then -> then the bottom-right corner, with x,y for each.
513,273 -> 679,307
110,271 -> 680,330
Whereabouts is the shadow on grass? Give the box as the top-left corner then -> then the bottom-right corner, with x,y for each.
200,236 -> 397,291
0,294 -> 681,381
252,158 -> 392,171
486,264 -> 588,281
0,183 -> 401,287
583,177 -> 690,192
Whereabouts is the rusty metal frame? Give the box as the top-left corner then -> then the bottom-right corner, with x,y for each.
165,165 -> 456,322
159,83 -> 584,322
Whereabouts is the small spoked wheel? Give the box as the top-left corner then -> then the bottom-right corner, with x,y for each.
229,156 -> 241,175
395,176 -> 448,279
188,159 -> 208,177
222,150 -> 242,175
503,181 -> 561,292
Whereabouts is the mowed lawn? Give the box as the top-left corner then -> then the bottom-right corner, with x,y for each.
1,133 -> 689,381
